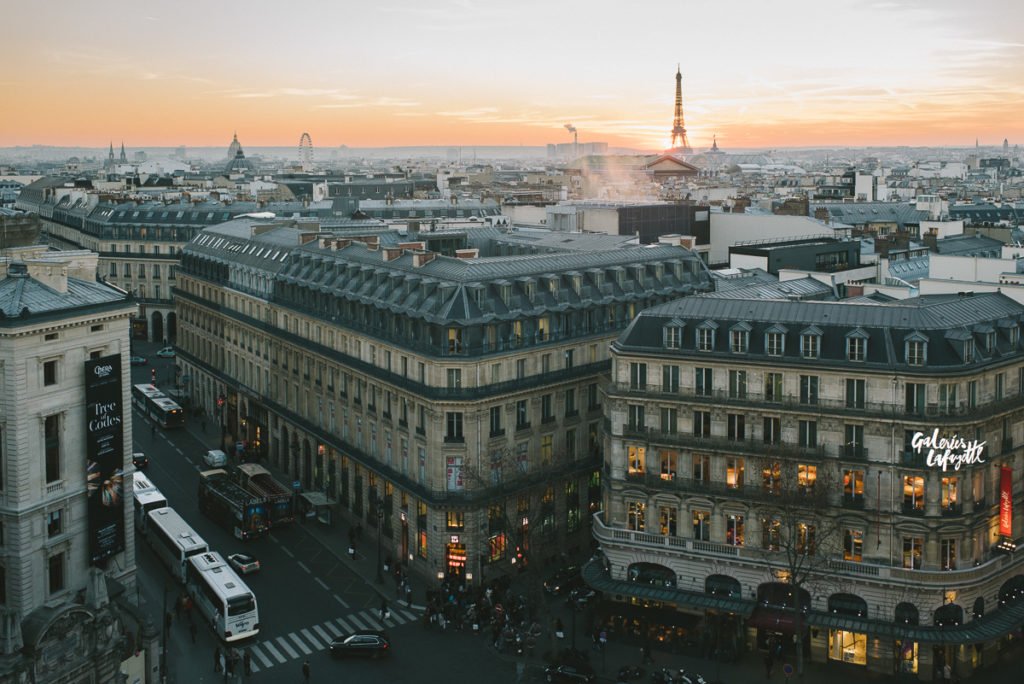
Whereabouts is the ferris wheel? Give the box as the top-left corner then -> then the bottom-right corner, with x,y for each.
298,132 -> 313,171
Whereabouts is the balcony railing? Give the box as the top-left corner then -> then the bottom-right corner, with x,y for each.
621,425 -> 828,460
608,382 -> 1024,424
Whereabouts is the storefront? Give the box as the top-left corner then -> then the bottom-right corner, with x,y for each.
596,599 -> 701,652
445,538 -> 466,578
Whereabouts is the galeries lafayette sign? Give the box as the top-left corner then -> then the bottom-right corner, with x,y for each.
911,429 -> 986,471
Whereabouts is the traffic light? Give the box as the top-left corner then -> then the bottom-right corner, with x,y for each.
216,395 -> 225,408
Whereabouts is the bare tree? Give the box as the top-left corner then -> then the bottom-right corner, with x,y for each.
753,456 -> 844,676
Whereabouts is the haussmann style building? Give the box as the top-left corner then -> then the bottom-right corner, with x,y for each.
593,288 -> 1024,681
173,217 -> 713,585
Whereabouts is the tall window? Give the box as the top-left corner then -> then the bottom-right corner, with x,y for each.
797,523 -> 816,555
693,510 -> 710,541
446,368 -> 462,388
48,553 -> 64,595
844,424 -> 864,458
726,458 -> 744,489
516,400 -> 529,429
765,332 -> 784,356
628,404 -> 645,431
660,408 -> 678,434
43,360 -> 57,386
762,461 -> 781,495
905,383 -> 925,415
903,475 -> 924,512
489,406 -> 503,436
695,367 -> 713,396
629,362 -> 647,390
727,414 -> 745,441
845,378 -> 865,409
798,420 -> 817,448
941,476 -> 959,512
658,506 -> 676,536
564,388 -> 577,417
726,514 -> 744,546
540,435 -> 553,466
799,375 -> 819,405
447,328 -> 462,353
797,464 -> 816,495
692,411 -> 711,437
844,469 -> 864,504
938,383 -> 957,413
541,394 -> 554,423
729,370 -> 747,399
902,537 -> 923,569
627,446 -> 645,475
659,450 -> 676,480
662,365 -> 680,393
44,414 -> 60,483
692,454 -> 710,483
762,518 -> 780,551
445,412 -> 463,441
763,417 -> 781,445
664,326 -> 682,349
941,539 -> 957,571
627,501 -> 645,531
843,529 -> 863,561
765,373 -> 782,402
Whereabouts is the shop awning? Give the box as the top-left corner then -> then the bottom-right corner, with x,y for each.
747,607 -> 800,633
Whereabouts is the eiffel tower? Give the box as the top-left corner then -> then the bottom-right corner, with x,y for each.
670,65 -> 692,154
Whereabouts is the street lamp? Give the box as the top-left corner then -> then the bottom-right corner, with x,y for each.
375,493 -> 384,583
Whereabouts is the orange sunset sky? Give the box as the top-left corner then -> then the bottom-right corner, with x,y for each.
2,0 -> 1023,151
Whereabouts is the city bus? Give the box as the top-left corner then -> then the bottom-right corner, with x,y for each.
197,469 -> 269,540
185,551 -> 260,642
132,474 -> 168,534
131,384 -> 186,429
147,507 -> 209,583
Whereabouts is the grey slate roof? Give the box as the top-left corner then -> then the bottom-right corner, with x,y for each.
616,291 -> 1024,370
933,234 -> 1003,257
810,201 -> 928,228
0,268 -> 126,318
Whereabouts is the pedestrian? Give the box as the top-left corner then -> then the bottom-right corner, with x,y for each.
189,619 -> 197,644
942,662 -> 952,682
380,598 -> 389,622
764,652 -> 774,679
214,646 -> 222,673
243,650 -> 252,677
405,583 -> 413,606
641,643 -> 654,665
226,648 -> 235,676
302,659 -> 311,683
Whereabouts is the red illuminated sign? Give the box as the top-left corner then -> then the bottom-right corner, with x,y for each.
1000,466 -> 1013,537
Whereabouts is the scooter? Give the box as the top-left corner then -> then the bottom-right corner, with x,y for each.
617,665 -> 645,681
676,669 -> 707,684
650,668 -> 676,683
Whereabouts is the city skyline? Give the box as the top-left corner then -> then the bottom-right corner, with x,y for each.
3,0 -> 1023,151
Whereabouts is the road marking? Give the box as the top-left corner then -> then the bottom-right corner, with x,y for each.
361,614 -> 384,630
323,621 -> 343,637
386,610 -> 407,625
334,594 -> 349,609
312,624 -> 333,643
334,617 -> 354,633
269,533 -> 280,544
397,608 -> 417,621
300,628 -> 324,650
249,644 -> 274,668
184,457 -> 193,466
287,632 -> 312,655
275,636 -> 299,659
297,560 -> 310,573
315,577 -> 329,591
347,614 -> 369,631
262,641 -> 287,664
281,547 -> 294,559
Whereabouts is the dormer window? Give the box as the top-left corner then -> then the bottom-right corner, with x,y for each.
964,340 -> 975,363
904,332 -> 928,366
664,321 -> 684,349
696,321 -> 718,352
1011,326 -> 1020,347
765,333 -> 783,356
846,328 -> 869,362
800,326 -> 822,359
729,322 -> 751,354
984,331 -> 995,353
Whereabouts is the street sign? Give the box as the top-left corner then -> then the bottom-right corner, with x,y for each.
292,480 -> 302,491
783,663 -> 794,679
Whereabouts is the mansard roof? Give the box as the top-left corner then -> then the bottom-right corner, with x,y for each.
615,291 -> 1024,370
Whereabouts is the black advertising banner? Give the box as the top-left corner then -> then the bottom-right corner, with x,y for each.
85,354 -> 126,564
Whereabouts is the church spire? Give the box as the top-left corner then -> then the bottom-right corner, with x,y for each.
119,142 -> 127,163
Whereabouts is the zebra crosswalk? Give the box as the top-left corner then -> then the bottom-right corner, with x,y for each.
240,604 -> 421,673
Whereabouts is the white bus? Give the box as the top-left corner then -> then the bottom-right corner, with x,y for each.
185,551 -> 260,642
132,473 -> 167,533
147,507 -> 209,583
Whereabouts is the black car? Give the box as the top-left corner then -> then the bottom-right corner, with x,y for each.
329,631 -> 390,659
544,565 -> 583,595
544,664 -> 596,683
132,452 -> 149,469
568,587 -> 599,609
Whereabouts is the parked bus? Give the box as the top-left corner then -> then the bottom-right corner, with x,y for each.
197,469 -> 269,540
131,383 -> 186,429
133,489 -> 168,535
235,463 -> 295,526
147,507 -> 209,583
185,551 -> 260,642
